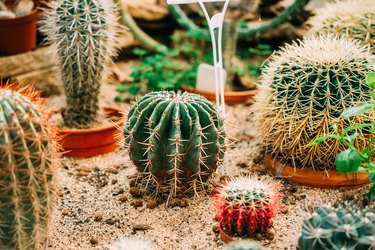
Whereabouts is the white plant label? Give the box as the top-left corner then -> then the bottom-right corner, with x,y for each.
167,0 -> 230,117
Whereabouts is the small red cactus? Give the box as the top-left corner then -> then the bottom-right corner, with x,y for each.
213,176 -> 281,238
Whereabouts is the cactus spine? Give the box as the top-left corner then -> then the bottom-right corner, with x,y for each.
110,238 -> 155,250
0,85 -> 57,249
213,176 -> 281,238
124,91 -> 225,198
254,35 -> 375,170
308,0 -> 375,54
298,202 -> 375,250
41,0 -> 120,128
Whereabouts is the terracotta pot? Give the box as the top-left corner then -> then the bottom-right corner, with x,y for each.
264,154 -> 370,189
56,106 -> 125,158
0,0 -> 38,54
219,227 -> 234,243
181,86 -> 259,104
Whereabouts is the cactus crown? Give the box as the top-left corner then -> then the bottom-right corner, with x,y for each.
0,85 -> 57,249
213,176 -> 281,238
124,91 -> 225,198
298,202 -> 375,250
110,238 -> 155,250
224,240 -> 265,250
254,35 -> 375,170
308,0 -> 375,54
41,0 -> 121,128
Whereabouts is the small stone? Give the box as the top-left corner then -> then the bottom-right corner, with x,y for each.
129,187 -> 142,197
236,162 -> 248,168
78,170 -> 90,177
119,195 -> 128,203
255,233 -> 263,240
178,198 -> 189,207
130,199 -> 143,208
168,198 -> 179,207
156,196 -> 164,204
212,225 -> 220,233
90,237 -> 98,245
132,223 -> 151,232
300,194 -> 307,199
57,191 -> 64,197
129,179 -> 136,187
111,179 -> 118,185
105,218 -> 115,225
62,209 -> 69,216
265,228 -> 276,240
146,200 -> 158,209
94,213 -> 103,222
280,206 -> 289,214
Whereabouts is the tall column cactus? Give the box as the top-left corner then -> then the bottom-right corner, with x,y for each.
41,0 -> 120,128
124,91 -> 226,198
0,85 -> 57,249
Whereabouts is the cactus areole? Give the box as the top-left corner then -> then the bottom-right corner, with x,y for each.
124,91 -> 226,197
0,86 -> 56,249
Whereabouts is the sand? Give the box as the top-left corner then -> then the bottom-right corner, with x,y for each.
46,86 -> 366,250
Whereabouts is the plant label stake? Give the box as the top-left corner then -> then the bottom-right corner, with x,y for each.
167,0 -> 230,117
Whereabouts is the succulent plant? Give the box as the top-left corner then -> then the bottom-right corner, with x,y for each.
110,237 -> 155,250
308,0 -> 375,54
298,202 -> 375,250
213,176 -> 281,238
124,91 -> 225,198
41,0 -> 120,128
253,35 -> 375,171
0,85 -> 57,249
224,240 -> 266,250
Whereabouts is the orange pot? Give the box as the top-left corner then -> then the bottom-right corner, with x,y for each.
57,106 -> 125,158
0,0 -> 38,54
219,227 -> 234,243
181,86 -> 259,104
264,154 -> 370,189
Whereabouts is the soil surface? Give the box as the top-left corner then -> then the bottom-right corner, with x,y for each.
45,77 -> 367,250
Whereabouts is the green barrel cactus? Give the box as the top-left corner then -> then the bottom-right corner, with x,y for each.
124,91 -> 225,197
0,86 -> 57,249
41,0 -> 120,128
224,240 -> 266,250
254,35 -> 375,170
298,202 -> 375,250
308,0 -> 375,54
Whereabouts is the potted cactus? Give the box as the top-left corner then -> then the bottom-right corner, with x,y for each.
0,0 -> 38,54
213,176 -> 281,242
254,35 -> 375,188
124,91 -> 226,199
298,202 -> 375,250
0,84 -> 57,249
41,0 -> 125,157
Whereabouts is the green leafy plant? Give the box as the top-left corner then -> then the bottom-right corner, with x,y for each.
310,73 -> 375,200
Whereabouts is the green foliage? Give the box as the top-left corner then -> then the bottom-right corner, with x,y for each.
42,0 -> 120,128
298,202 -> 375,250
0,87 -> 56,249
123,91 -> 225,197
311,72 -> 375,200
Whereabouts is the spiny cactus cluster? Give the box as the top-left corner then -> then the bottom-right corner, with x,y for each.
213,176 -> 281,238
41,0 -> 121,128
308,0 -> 375,54
254,35 -> 375,171
124,91 -> 225,198
0,85 -> 57,249
110,238 -> 155,250
224,240 -> 266,250
298,202 -> 375,250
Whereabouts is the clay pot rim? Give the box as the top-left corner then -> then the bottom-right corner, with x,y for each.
56,106 -> 125,135
0,0 -> 38,25
181,85 -> 258,97
219,226 -> 234,244
264,153 -> 370,189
